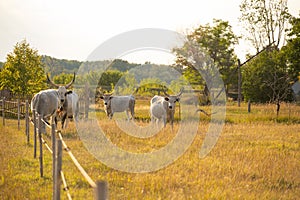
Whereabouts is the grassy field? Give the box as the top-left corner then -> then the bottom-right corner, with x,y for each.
0,102 -> 299,199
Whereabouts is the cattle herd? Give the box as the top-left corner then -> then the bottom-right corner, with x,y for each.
30,73 -> 184,132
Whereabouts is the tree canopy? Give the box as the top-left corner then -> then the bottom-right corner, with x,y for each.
239,0 -> 291,51
281,15 -> 300,80
173,19 -> 239,92
0,40 -> 46,95
240,3 -> 297,104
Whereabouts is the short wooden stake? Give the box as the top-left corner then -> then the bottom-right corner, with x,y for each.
25,100 -> 29,143
54,139 -> 62,200
95,181 -> 108,200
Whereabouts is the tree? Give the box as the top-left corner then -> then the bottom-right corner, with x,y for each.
0,40 -> 46,95
241,11 -> 299,105
53,73 -> 76,85
98,70 -> 123,92
173,19 -> 239,94
281,15 -> 300,80
242,50 -> 292,105
239,0 -> 291,51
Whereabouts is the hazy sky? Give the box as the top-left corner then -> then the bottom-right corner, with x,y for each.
0,0 -> 299,64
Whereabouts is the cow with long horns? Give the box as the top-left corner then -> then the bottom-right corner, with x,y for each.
30,73 -> 75,132
100,94 -> 135,120
150,88 -> 183,128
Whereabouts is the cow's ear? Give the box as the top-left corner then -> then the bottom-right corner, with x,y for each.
164,97 -> 169,101
65,91 -> 73,96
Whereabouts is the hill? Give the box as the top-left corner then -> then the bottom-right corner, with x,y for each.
41,56 -> 141,76
41,55 -> 82,76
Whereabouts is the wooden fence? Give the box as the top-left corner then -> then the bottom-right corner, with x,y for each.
0,98 -> 108,200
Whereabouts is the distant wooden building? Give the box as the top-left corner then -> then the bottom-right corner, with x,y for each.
0,89 -> 12,99
292,81 -> 300,102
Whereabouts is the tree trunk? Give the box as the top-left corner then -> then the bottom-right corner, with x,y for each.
276,100 -> 280,117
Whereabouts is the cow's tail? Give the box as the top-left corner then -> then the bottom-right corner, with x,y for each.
30,93 -> 40,122
30,93 -> 39,111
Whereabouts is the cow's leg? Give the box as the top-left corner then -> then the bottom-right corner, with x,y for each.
130,107 -> 135,121
163,116 -> 167,128
40,116 -> 47,133
64,119 -> 69,129
151,116 -> 155,124
41,123 -> 46,134
74,103 -> 79,122
61,113 -> 68,129
169,112 -> 174,130
125,110 -> 130,121
65,116 -> 70,128
54,116 -> 58,129
155,117 -> 161,128
109,112 -> 113,119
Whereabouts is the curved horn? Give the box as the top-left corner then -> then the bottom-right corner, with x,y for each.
163,89 -> 170,97
176,87 -> 184,96
195,108 -> 210,116
65,72 -> 76,89
46,74 -> 59,88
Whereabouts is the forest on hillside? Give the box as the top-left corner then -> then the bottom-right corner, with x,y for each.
41,56 -> 141,76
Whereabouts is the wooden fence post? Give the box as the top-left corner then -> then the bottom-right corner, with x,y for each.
85,83 -> 89,119
95,181 -> 108,200
17,99 -> 20,130
54,139 -> 62,200
25,100 -> 29,143
237,59 -> 242,107
33,110 -> 37,158
52,124 -> 56,200
2,98 -> 5,126
38,114 -> 43,177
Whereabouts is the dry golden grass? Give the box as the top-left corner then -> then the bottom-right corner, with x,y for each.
0,102 -> 299,199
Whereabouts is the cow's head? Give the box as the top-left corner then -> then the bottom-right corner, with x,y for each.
99,94 -> 113,117
47,73 -> 75,105
100,94 -> 113,107
163,88 -> 183,110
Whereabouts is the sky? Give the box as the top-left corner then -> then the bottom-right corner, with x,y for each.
0,0 -> 299,64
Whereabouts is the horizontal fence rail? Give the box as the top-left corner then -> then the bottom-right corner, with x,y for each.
58,131 -> 97,188
31,111 -> 106,199
30,110 -> 106,200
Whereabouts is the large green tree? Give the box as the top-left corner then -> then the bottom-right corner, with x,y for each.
0,40 -> 46,95
174,19 -> 239,92
242,49 -> 292,103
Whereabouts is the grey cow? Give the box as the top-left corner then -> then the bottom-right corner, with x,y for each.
150,88 -> 183,128
55,91 -> 79,129
31,73 -> 75,132
100,94 -> 135,120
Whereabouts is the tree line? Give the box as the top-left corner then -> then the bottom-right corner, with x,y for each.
0,0 -> 299,105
